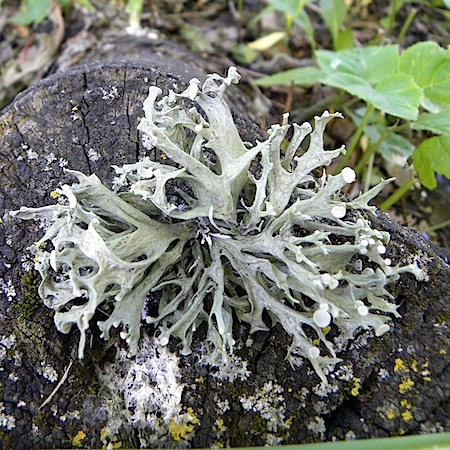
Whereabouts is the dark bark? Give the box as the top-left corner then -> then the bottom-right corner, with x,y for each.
0,33 -> 449,449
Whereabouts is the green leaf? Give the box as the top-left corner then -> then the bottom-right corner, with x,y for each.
318,0 -> 348,46
323,72 -> 422,120
266,0 -> 309,16
231,44 -> 259,65
413,135 -> 450,189
412,109 -> 450,135
374,74 -> 423,120
317,46 -> 399,84
378,132 -> 415,166
334,29 -> 354,51
247,31 -> 287,51
399,41 -> 450,111
293,9 -> 315,44
9,0 -> 50,25
255,67 -> 325,87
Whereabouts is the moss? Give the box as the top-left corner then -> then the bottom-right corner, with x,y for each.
12,269 -> 42,320
0,429 -> 14,448
230,380 -> 251,399
251,415 -> 269,434
32,412 -> 51,428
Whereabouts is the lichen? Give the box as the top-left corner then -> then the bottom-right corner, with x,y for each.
11,67 -> 424,383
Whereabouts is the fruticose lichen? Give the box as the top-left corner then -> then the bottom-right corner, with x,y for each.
11,67 -> 424,382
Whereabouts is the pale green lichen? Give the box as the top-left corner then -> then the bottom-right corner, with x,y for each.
11,67 -> 424,383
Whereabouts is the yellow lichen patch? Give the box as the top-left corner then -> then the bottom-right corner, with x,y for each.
170,419 -> 195,441
394,358 -> 408,372
72,430 -> 86,448
386,409 -> 397,420
401,410 -> 414,422
170,408 -> 200,442
187,407 -> 200,425
400,399 -> 412,410
398,378 -> 415,394
50,190 -> 61,199
215,418 -> 225,431
350,377 -> 361,396
161,153 -> 167,160
195,376 -> 204,383
100,427 -> 122,450
285,416 -> 294,427
409,359 -> 418,373
439,349 -> 447,355
100,426 -> 110,442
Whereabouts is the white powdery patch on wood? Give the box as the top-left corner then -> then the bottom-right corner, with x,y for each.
96,336 -> 193,447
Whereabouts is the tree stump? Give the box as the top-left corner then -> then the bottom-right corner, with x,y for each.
0,34 -> 449,449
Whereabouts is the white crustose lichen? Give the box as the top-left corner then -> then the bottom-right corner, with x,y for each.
11,67 -> 424,383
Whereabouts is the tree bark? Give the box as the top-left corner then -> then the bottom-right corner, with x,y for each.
0,33 -> 449,449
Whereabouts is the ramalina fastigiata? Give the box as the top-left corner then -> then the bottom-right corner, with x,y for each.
12,67 -> 423,383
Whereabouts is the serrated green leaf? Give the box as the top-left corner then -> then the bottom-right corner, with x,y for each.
413,135 -> 450,189
399,41 -> 450,111
374,74 -> 423,120
9,0 -> 50,25
323,72 -> 422,120
412,109 -> 450,135
255,66 -> 325,87
317,46 -> 399,84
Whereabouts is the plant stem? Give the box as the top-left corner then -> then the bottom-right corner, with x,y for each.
363,153 -> 375,193
354,129 -> 389,177
385,0 -> 398,33
354,122 -> 410,177
425,219 -> 450,233
380,178 -> 414,212
397,8 -> 418,45
335,103 -> 374,174
235,0 -> 244,13
126,0 -> 144,29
